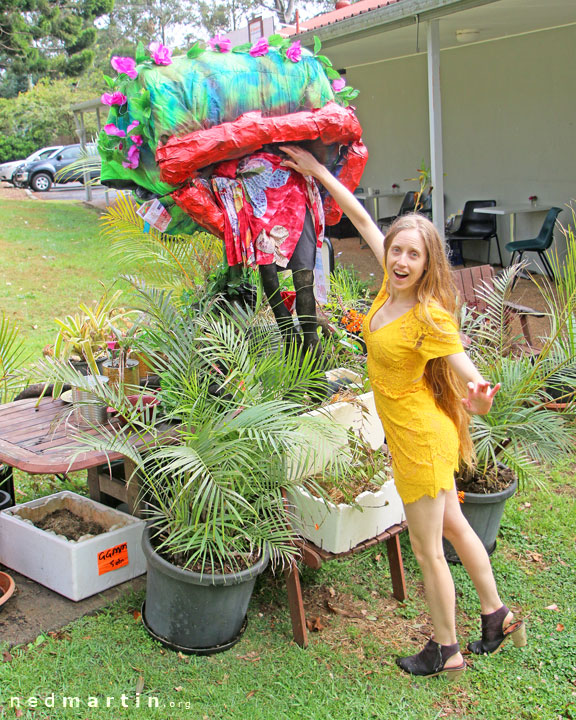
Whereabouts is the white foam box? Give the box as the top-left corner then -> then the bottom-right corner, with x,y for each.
288,391 -> 406,553
0,491 -> 146,601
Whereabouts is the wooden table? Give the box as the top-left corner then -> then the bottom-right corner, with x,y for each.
0,397 -> 142,514
285,522 -> 407,647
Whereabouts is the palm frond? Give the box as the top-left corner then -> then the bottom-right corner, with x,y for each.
101,192 -> 222,291
0,314 -> 30,403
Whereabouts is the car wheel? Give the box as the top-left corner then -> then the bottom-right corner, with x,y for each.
30,173 -> 52,192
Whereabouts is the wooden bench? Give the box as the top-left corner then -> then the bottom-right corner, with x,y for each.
452,264 -> 544,350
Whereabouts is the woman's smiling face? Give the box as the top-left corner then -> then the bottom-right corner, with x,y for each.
386,228 -> 428,297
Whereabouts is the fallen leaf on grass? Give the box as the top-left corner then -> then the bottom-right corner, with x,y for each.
237,651 -> 261,662
527,551 -> 543,563
306,616 -> 326,632
174,686 -> 184,692
519,502 -> 531,510
246,690 -> 257,699
556,623 -> 565,632
132,610 -> 142,621
545,604 -> 559,611
2,651 -> 13,663
328,586 -> 336,597
326,600 -> 365,619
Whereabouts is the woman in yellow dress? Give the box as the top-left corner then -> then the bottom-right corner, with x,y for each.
281,145 -> 526,679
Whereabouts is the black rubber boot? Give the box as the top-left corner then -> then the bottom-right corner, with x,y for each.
259,263 -> 299,349
292,268 -> 320,357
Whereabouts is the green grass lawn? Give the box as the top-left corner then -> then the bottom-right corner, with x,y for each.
1,466 -> 575,719
0,197 -> 575,719
0,198 -> 126,360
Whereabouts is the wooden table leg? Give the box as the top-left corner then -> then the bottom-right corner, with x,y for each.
122,458 -> 142,516
284,559 -> 308,648
386,533 -> 407,602
86,466 -> 104,503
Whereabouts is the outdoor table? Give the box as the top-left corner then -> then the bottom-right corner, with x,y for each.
473,203 -> 554,262
0,396 -> 145,515
355,190 -> 402,221
285,523 -> 408,648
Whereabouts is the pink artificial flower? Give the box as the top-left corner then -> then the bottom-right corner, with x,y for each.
107,340 -> 119,351
127,120 -> 140,133
209,34 -> 232,53
286,41 -> 301,63
332,77 -> 346,92
131,135 -> 143,146
122,144 -> 140,169
249,37 -> 269,57
100,91 -> 127,106
111,56 -> 138,79
104,124 -> 126,138
149,41 -> 173,66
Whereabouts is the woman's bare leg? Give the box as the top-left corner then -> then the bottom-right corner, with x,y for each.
403,491 -> 463,668
442,486 -> 513,624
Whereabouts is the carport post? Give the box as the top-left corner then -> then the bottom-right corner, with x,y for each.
74,109 -> 92,203
426,19 -> 445,238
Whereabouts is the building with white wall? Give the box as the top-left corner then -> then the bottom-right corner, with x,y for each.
286,0 -> 575,266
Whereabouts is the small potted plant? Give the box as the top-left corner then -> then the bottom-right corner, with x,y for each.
45,288 -> 133,376
101,322 -> 140,390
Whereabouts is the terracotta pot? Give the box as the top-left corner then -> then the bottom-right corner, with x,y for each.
0,571 -> 16,611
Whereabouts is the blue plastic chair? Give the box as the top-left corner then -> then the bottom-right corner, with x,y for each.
505,207 -> 563,281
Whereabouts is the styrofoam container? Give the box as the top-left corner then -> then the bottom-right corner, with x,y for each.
287,478 -> 405,554
0,491 -> 146,601
288,389 -> 406,553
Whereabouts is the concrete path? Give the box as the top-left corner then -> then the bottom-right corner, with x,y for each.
0,563 -> 145,648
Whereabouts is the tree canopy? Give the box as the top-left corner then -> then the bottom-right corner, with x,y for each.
0,0 -> 114,96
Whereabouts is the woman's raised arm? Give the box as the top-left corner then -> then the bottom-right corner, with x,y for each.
280,145 -> 385,267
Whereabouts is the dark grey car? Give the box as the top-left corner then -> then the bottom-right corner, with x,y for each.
13,144 -> 100,192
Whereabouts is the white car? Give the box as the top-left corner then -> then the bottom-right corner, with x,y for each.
0,145 -> 64,185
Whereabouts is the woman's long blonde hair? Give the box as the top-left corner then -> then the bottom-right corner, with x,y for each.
384,213 -> 474,466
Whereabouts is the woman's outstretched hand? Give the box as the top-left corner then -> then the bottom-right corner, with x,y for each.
462,381 -> 501,415
279,145 -> 325,179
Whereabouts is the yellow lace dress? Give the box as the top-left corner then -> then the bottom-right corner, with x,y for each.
363,280 -> 464,505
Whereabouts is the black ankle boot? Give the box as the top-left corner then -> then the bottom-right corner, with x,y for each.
396,638 -> 466,679
467,605 -> 527,655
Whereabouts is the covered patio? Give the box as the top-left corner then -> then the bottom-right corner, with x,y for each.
287,0 -> 575,269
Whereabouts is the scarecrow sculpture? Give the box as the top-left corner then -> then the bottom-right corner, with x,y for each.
98,35 -> 368,355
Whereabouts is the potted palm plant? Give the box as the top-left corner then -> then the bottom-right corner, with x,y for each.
42,289 -> 342,653
445,264 -> 576,561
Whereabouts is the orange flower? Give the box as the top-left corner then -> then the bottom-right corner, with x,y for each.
457,490 -> 465,504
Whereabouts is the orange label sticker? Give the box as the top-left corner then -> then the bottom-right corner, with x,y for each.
98,542 -> 129,575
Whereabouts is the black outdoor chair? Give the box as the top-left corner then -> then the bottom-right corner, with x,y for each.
377,191 -> 431,230
505,206 -> 563,282
446,200 -> 503,267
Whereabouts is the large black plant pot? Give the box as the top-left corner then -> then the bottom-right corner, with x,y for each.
444,476 -> 518,564
141,527 -> 269,655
